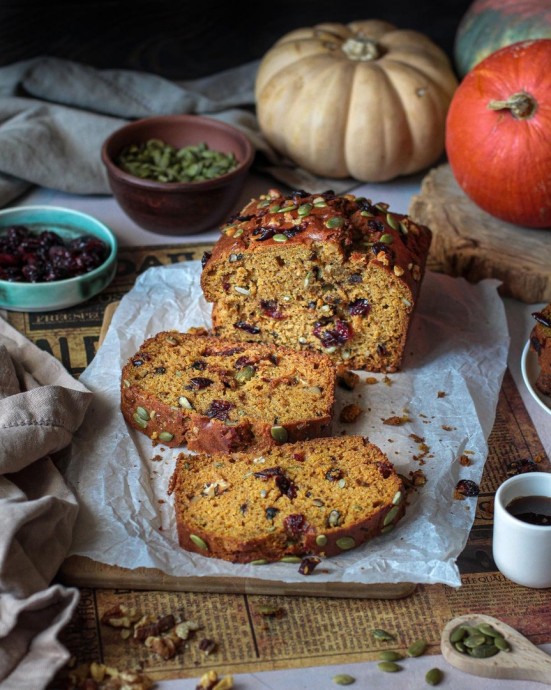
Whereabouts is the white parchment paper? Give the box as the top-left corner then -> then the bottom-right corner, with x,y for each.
66,262 -> 509,587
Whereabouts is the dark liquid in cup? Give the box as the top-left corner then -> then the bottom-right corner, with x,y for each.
506,495 -> 551,526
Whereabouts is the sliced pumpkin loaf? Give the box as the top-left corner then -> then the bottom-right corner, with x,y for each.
530,303 -> 551,396
121,331 -> 336,453
200,188 -> 432,372
169,435 -> 405,563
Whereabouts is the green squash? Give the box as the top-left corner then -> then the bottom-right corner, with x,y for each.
454,0 -> 551,77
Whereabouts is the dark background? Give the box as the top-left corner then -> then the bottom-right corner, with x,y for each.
0,1 -> 472,79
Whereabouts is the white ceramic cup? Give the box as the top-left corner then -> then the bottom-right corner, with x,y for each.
492,472 -> 551,588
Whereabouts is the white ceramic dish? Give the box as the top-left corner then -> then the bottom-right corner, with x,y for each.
521,339 -> 551,416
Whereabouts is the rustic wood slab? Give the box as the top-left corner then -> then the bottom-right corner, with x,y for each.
59,556 -> 416,599
409,164 -> 551,304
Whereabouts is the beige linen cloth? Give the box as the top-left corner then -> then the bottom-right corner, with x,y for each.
0,56 -> 353,208
0,316 -> 92,689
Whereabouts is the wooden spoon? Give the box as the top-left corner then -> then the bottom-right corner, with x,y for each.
441,614 -> 551,685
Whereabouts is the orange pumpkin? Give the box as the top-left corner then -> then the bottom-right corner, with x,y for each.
446,39 -> 551,228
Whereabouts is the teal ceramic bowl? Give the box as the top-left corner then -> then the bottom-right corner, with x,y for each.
0,206 -> 117,312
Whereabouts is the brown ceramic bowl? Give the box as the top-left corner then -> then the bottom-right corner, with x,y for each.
101,114 -> 254,235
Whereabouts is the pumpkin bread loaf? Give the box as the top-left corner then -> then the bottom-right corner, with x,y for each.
200,189 -> 432,372
169,435 -> 405,563
530,304 -> 551,396
121,331 -> 336,453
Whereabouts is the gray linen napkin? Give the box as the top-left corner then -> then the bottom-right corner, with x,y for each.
0,317 -> 92,689
0,56 -> 353,207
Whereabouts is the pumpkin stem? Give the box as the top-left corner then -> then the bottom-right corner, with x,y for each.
341,36 -> 383,61
488,92 -> 538,120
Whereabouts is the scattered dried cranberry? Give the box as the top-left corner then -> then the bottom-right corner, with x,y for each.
201,251 -> 211,268
205,399 -> 234,421
368,219 -> 385,233
284,513 -> 308,537
506,458 -> 540,476
292,452 -> 305,462
253,466 -> 283,480
252,226 -> 277,241
260,299 -> 284,319
348,298 -> 370,316
356,199 -> 379,214
234,321 -> 261,335
186,377 -> 213,390
276,473 -> 297,499
299,556 -> 321,576
371,242 -> 395,260
455,479 -> 480,497
312,319 -> 353,347
376,461 -> 394,479
0,225 -> 109,283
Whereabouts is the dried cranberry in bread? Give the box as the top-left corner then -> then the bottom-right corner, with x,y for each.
200,189 -> 432,372
530,304 -> 551,396
121,331 -> 336,453
169,435 -> 405,563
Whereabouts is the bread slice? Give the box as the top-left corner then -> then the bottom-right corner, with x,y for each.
530,304 -> 551,396
200,189 -> 432,372
121,331 -> 336,453
169,435 -> 405,563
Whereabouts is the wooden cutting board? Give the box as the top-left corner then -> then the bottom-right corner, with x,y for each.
58,303 -> 415,599
409,164 -> 551,304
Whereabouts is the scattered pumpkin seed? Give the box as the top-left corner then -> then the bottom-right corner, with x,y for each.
235,365 -> 255,383
132,413 -> 147,428
298,202 -> 313,216
469,643 -> 499,658
179,396 -> 193,409
336,536 -> 356,550
325,216 -> 344,229
372,628 -> 395,641
158,431 -> 174,442
360,209 -> 374,217
312,498 -> 325,507
270,425 -> 288,443
332,674 -> 356,686
135,406 -> 149,421
378,650 -> 402,662
123,379 -> 130,388
407,639 -> 427,657
272,233 -> 289,242
386,213 -> 400,230
316,534 -> 328,547
392,490 -> 402,505
464,634 -> 487,648
233,227 -> 244,237
449,626 -> 467,643
190,534 -> 209,551
425,667 -> 443,686
328,510 -> 341,527
383,505 -> 400,526
379,233 -> 394,244
494,636 -> 511,652
477,623 -> 499,637
250,559 -> 268,565
280,555 -> 302,563
234,285 -> 250,295
377,661 -> 401,673
269,204 -> 280,213
338,478 -> 346,489
381,524 -> 395,534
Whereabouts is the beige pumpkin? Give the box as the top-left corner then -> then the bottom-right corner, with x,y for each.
255,20 -> 458,182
